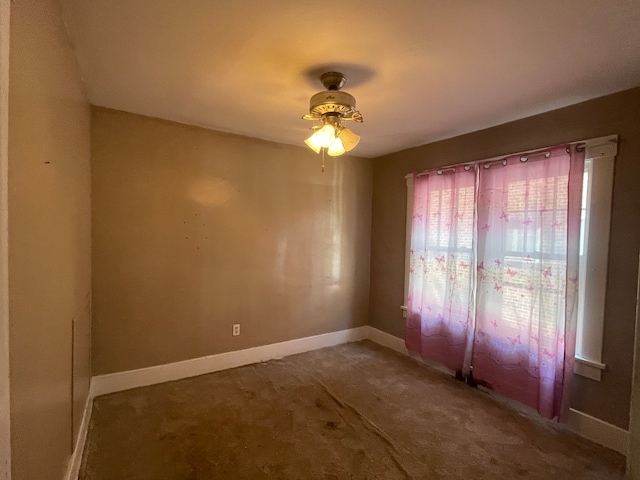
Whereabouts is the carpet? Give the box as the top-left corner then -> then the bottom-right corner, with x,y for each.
80,340 -> 625,479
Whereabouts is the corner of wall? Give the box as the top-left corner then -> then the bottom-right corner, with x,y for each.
0,0 -> 11,478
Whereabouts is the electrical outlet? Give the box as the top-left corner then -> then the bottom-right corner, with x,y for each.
232,324 -> 240,336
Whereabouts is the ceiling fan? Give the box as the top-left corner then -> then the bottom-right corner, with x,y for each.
302,71 -> 363,162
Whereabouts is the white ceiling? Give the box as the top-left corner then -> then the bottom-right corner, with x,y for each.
61,0 -> 640,158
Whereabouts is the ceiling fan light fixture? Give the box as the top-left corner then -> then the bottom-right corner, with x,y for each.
304,134 -> 322,154
337,127 -> 360,152
301,71 -> 363,164
315,124 -> 337,148
327,138 -> 346,157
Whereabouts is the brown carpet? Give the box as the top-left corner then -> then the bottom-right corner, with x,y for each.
80,340 -> 625,479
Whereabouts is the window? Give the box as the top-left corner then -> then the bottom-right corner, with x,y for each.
403,135 -> 617,381
574,136 -> 617,380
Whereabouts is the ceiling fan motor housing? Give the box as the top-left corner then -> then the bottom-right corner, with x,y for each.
309,90 -> 357,117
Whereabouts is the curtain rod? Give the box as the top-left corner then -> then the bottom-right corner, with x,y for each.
405,134 -> 617,179
414,147 -> 552,177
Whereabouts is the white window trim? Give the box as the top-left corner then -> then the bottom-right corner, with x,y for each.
574,134 -> 617,381
401,175 -> 413,319
401,135 -> 618,381
574,356 -> 606,381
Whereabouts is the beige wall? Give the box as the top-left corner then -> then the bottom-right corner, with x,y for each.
0,0 -> 10,477
370,87 -> 640,429
630,261 -> 640,477
91,108 -> 371,375
8,0 -> 92,479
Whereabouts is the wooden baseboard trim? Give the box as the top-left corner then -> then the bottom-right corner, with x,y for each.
90,326 -> 369,398
567,408 -> 629,455
64,394 -> 93,480
366,326 -> 456,377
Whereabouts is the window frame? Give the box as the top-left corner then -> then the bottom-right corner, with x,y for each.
573,135 -> 617,380
402,135 -> 618,381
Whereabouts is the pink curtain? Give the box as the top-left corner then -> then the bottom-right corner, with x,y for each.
471,145 -> 584,419
406,167 -> 476,372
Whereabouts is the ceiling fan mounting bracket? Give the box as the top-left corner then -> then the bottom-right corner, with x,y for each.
320,71 -> 347,91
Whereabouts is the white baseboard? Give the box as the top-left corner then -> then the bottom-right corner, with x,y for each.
367,326 -> 407,353
90,326 -> 369,398
567,408 -> 629,455
367,327 -> 456,377
64,394 -> 93,480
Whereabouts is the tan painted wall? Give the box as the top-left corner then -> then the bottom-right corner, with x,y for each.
630,257 -> 640,477
91,108 -> 371,375
0,0 -> 10,477
370,87 -> 640,429
8,0 -> 92,479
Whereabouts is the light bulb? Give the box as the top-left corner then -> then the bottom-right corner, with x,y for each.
327,138 -> 346,157
316,124 -> 336,148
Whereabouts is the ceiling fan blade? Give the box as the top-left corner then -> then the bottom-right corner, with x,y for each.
338,127 -> 360,152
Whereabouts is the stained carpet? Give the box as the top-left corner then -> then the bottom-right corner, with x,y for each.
80,340 -> 625,479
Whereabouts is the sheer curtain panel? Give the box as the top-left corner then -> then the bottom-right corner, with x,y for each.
406,144 -> 585,420
472,145 -> 584,419
406,167 -> 476,372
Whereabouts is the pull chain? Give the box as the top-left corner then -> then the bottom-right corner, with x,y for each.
321,148 -> 325,173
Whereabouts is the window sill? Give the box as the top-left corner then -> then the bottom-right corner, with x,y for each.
574,356 -> 606,381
